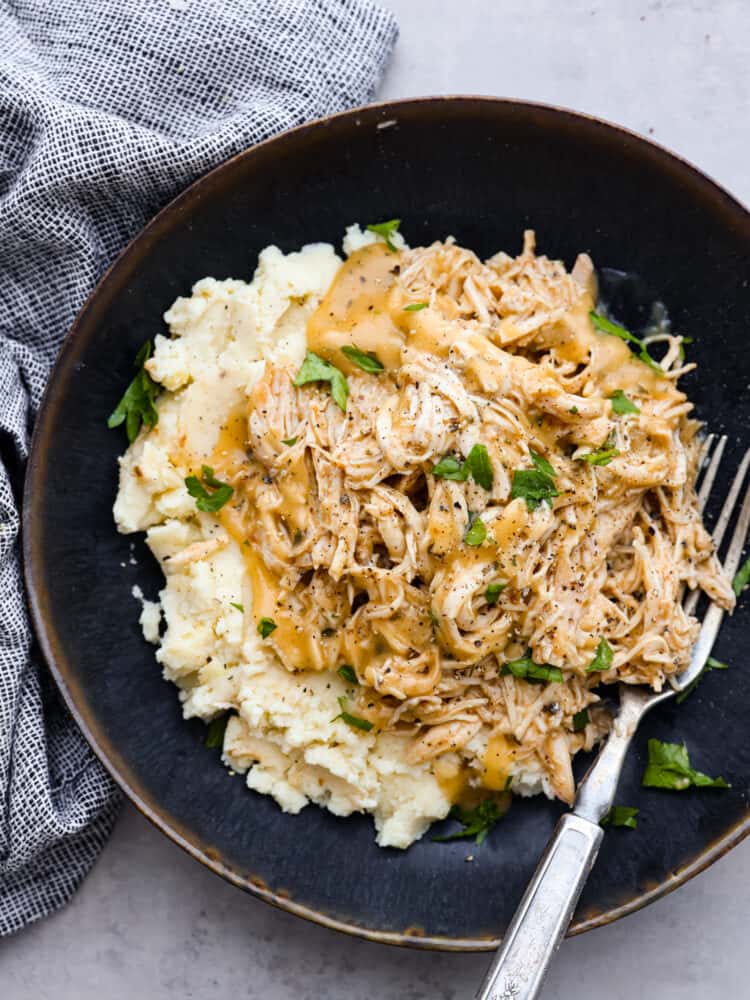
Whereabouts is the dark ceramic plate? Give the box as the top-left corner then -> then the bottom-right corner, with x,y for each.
24,97 -> 750,950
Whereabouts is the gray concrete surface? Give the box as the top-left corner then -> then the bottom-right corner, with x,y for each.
5,2 -> 750,997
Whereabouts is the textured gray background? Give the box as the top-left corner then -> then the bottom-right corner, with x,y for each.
5,1 -> 749,997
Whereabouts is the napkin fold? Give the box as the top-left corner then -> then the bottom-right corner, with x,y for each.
0,0 -> 397,936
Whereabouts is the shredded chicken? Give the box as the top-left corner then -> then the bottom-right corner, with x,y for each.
209,231 -> 733,803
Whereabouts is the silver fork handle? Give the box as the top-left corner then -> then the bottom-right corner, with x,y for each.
474,813 -> 603,1000
475,697 -> 645,1000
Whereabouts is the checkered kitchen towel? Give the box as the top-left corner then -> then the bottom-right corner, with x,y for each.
0,0 -> 397,936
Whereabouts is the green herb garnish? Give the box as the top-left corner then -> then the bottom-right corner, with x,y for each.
580,447 -> 619,466
293,351 -> 349,411
432,799 -> 507,846
366,218 -> 401,252
579,435 -> 619,466
107,340 -> 160,443
341,344 -> 385,373
281,436 -> 299,446
337,665 -> 358,685
586,637 -> 613,673
529,450 -> 555,476
185,465 -> 234,512
733,555 -> 750,597
601,806 -> 639,829
229,602 -> 244,613
485,582 -> 506,606
404,301 -> 428,312
589,310 -> 663,374
510,449 -> 559,511
205,713 -> 229,749
676,656 -> 729,704
464,514 -> 487,546
572,708 -> 590,732
502,653 -> 564,684
642,739 -> 729,791
257,617 -> 277,639
331,696 -> 373,732
465,443 -> 493,490
431,454 -> 468,481
432,443 -> 494,490
609,390 -> 640,415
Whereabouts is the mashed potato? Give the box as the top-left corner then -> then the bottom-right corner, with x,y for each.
114,227 -> 455,848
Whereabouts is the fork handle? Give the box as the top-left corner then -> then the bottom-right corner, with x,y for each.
474,814 -> 603,1000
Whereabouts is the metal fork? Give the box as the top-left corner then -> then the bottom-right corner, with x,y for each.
475,436 -> 750,1000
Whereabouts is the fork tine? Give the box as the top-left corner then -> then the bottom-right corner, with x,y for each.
698,431 -> 715,469
711,445 -> 750,556
684,440 -> 746,616
682,458 -> 750,682
682,591 -> 700,618
694,433 -> 715,493
697,434 -> 726,513
683,435 -> 729,615
720,451 -> 750,579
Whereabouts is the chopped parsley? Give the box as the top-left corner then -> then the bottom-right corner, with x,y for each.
404,301 -> 428,311
529,450 -> 555,476
341,344 -> 385,373
586,637 -> 613,673
510,449 -> 559,511
589,309 -> 663,374
366,218 -> 401,251
733,555 -> 750,597
432,443 -> 493,490
579,435 -> 619,466
331,696 -> 373,732
205,713 -> 229,749
676,656 -> 728,704
229,602 -> 244,613
572,708 -> 590,732
281,436 -> 299,446
502,652 -> 564,684
485,582 -> 506,606
293,351 -> 349,411
464,513 -> 487,546
642,739 -> 729,791
465,443 -> 493,490
601,806 -> 638,829
337,664 -> 358,685
432,454 -> 468,481
609,390 -> 640,415
185,465 -> 234,512
257,617 -> 277,639
107,340 -> 159,443
432,799 -> 508,845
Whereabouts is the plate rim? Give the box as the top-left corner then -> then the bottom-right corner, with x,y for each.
23,94 -> 750,951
